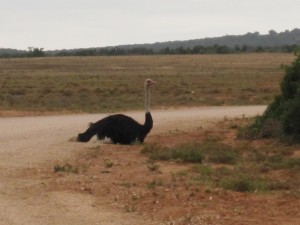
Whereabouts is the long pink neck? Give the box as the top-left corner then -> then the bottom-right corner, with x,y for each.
145,84 -> 151,113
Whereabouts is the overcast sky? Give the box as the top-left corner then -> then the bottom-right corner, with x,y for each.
1,0 -> 299,50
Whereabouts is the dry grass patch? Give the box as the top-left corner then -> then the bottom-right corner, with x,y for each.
0,54 -> 295,114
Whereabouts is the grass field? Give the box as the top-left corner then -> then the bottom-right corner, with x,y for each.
0,53 -> 295,113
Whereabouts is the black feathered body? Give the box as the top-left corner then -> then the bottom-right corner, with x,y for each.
77,112 -> 153,144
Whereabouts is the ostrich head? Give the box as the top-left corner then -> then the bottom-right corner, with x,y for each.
145,78 -> 156,87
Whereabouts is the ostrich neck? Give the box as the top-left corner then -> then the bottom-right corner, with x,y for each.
145,85 -> 151,113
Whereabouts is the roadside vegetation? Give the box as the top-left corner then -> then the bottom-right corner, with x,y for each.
141,135 -> 300,193
239,54 -> 300,142
0,53 -> 295,114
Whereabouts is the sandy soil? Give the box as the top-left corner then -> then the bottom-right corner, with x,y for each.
0,105 -> 280,225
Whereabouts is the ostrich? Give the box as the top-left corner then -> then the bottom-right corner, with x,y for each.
77,79 -> 156,144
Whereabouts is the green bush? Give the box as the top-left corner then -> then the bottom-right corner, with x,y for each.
281,56 -> 300,99
282,97 -> 300,139
243,54 -> 300,142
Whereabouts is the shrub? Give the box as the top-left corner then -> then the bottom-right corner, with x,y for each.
141,144 -> 174,161
220,175 -> 267,192
264,155 -> 300,169
172,144 -> 203,163
282,98 -> 300,140
201,142 -> 239,164
141,143 -> 203,163
192,165 -> 213,176
141,142 -> 238,164
242,54 -> 300,142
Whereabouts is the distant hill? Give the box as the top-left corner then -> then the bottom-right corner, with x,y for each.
1,28 -> 300,57
107,28 -> 300,51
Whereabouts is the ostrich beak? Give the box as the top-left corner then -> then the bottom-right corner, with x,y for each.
149,79 -> 156,85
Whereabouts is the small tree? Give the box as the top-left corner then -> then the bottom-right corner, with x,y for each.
240,54 -> 300,141
28,47 -> 45,57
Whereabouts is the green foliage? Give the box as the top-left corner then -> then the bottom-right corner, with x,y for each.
220,175 -> 267,192
142,140 -> 299,193
243,54 -> 300,141
282,98 -> 300,139
264,154 -> 300,169
281,56 -> 300,99
141,142 -> 238,164
201,142 -> 239,164
192,165 -> 213,177
141,143 -> 203,163
28,47 -> 45,57
171,145 -> 204,163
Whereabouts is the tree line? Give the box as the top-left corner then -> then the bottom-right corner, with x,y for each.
1,44 -> 300,58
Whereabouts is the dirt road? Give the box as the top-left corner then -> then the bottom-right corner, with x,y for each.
0,106 -> 266,225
